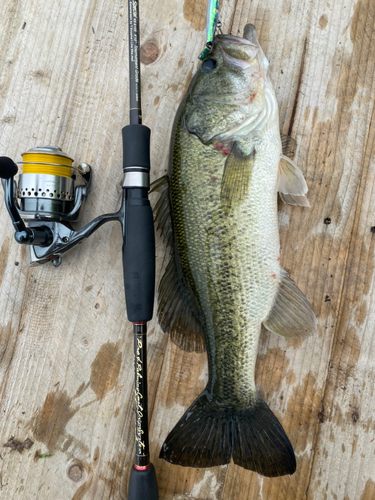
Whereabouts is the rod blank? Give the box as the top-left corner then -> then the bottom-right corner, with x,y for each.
128,0 -> 142,124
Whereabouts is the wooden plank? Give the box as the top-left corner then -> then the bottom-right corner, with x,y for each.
0,0 -> 374,499
308,2 -> 375,497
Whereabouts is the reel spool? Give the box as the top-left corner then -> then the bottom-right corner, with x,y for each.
16,146 -> 91,222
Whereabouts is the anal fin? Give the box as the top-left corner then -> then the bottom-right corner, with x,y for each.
263,269 -> 317,338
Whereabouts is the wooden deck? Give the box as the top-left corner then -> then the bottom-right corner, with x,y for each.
0,0 -> 374,498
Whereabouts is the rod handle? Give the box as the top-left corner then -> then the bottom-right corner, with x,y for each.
123,189 -> 155,322
128,464 -> 159,500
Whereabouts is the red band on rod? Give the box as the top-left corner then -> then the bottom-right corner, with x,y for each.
134,463 -> 152,471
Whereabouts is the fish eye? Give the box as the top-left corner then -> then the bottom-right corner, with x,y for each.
201,59 -> 217,72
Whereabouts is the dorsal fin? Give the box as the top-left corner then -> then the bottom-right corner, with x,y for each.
150,176 -> 206,353
150,175 -> 173,248
158,257 -> 206,352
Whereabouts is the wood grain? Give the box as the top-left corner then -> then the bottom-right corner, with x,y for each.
0,0 -> 374,499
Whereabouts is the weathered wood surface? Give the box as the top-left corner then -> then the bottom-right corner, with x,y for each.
0,0 -> 374,498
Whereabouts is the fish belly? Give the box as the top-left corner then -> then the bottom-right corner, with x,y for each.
171,123 -> 281,409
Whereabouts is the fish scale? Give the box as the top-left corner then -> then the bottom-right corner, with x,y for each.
156,24 -> 316,477
170,118 -> 281,409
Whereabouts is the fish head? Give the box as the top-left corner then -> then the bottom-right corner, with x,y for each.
185,24 -> 273,144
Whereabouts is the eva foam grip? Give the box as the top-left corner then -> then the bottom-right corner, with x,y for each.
123,190 -> 155,322
0,156 -> 18,179
122,125 -> 151,171
128,465 -> 158,500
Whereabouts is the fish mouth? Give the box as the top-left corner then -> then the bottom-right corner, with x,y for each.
213,26 -> 259,67
215,34 -> 258,47
214,38 -> 259,69
215,24 -> 259,49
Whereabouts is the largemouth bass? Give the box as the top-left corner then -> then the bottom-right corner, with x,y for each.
152,24 -> 316,477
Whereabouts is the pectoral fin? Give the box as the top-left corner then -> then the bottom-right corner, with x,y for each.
263,269 -> 316,338
221,144 -> 255,210
277,155 -> 310,207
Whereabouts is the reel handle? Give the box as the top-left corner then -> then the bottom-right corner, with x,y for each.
0,156 -> 52,245
0,156 -> 18,179
0,156 -> 25,232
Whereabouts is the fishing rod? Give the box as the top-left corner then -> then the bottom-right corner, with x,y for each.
0,0 -> 158,498
125,0 -> 158,498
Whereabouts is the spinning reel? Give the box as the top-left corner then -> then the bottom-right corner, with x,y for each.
0,121 -> 153,277
0,123 -> 154,318
0,145 -> 94,267
0,129 -> 151,273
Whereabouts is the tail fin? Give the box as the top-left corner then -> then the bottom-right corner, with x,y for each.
159,390 -> 296,477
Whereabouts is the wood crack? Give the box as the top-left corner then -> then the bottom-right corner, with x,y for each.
288,37 -> 308,137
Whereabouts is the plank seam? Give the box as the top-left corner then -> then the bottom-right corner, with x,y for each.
288,37 -> 308,137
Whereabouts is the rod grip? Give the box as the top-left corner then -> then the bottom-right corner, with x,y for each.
123,190 -> 155,322
128,465 -> 158,500
122,125 -> 151,171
